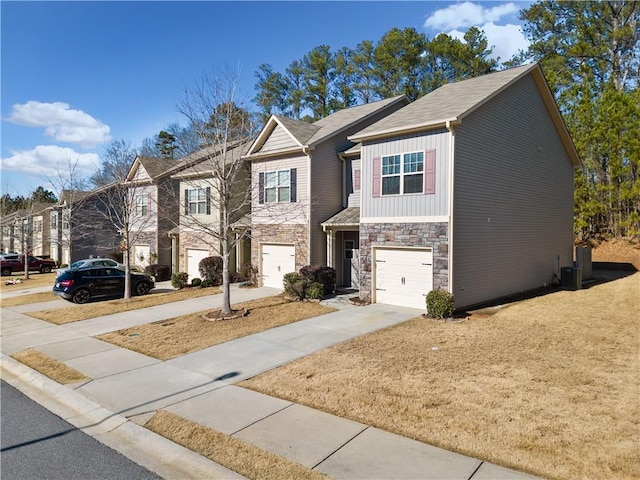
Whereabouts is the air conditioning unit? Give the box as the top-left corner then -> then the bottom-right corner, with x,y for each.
561,267 -> 582,290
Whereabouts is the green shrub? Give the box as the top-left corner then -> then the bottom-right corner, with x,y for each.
236,262 -> 258,285
171,272 -> 189,289
144,264 -> 171,282
283,272 -> 309,300
426,289 -> 455,318
191,277 -> 202,287
300,265 -> 336,295
306,282 -> 325,300
199,256 -> 223,285
201,278 -> 215,288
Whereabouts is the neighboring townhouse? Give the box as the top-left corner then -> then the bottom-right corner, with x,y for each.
30,203 -> 52,257
50,190 -> 91,265
1,211 -> 20,253
1,204 -> 52,257
169,142 -> 252,280
54,185 -> 123,264
124,156 -> 181,268
346,63 -> 580,309
246,96 -> 409,288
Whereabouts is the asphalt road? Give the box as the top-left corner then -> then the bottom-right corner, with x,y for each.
0,380 -> 161,480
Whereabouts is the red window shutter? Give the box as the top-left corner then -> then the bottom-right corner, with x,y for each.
424,150 -> 436,194
372,157 -> 381,198
354,169 -> 361,190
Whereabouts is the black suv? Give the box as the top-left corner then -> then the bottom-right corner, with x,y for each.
53,267 -> 155,304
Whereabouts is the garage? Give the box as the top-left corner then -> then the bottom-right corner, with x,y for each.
186,249 -> 209,281
261,244 -> 295,289
374,248 -> 433,310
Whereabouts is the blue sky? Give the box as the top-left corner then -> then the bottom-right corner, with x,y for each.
1,1 -> 532,197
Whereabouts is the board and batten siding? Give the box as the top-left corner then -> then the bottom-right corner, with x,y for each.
452,73 -> 575,309
361,129 -> 450,220
260,124 -> 299,153
251,154 -> 309,225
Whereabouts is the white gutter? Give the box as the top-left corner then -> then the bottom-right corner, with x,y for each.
446,120 -> 455,296
303,145 -> 312,265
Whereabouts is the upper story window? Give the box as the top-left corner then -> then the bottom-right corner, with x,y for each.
184,187 -> 210,215
33,219 -> 43,233
62,213 -> 70,230
373,150 -> 435,197
382,152 -> 423,195
258,168 -> 297,204
135,193 -> 149,217
51,215 -> 58,230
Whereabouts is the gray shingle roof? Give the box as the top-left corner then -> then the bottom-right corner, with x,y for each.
171,141 -> 251,179
321,207 -> 360,227
137,156 -> 178,179
272,115 -> 320,145
350,64 -> 536,141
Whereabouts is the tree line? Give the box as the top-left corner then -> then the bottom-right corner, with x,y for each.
4,1 -> 637,241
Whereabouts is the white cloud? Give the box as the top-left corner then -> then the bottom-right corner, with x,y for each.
424,2 -> 529,62
424,2 -> 519,30
7,101 -> 111,147
0,145 -> 99,177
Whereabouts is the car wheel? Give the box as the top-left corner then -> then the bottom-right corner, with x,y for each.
41,265 -> 52,273
135,282 -> 151,296
73,288 -> 91,304
1,268 -> 11,276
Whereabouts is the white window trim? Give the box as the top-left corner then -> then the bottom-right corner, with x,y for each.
381,150 -> 425,196
187,188 -> 207,215
265,169 -> 291,203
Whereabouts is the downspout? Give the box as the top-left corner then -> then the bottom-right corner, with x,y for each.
303,145 -> 312,267
446,120 -> 455,296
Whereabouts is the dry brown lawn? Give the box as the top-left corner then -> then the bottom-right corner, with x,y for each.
145,410 -> 328,480
1,292 -> 62,307
242,243 -> 640,480
97,296 -> 336,360
27,286 -> 221,324
0,272 -> 57,291
12,349 -> 90,384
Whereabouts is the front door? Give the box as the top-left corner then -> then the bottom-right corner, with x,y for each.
342,238 -> 360,289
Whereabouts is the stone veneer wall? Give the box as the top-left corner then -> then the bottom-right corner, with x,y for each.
177,231 -> 219,273
359,222 -> 449,302
251,224 -> 309,274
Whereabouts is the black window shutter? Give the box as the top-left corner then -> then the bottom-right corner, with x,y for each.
206,187 -> 211,215
184,189 -> 189,214
258,172 -> 265,204
290,168 -> 297,203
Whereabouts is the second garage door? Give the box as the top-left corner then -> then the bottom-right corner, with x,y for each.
261,244 -> 295,289
187,249 -> 209,282
374,248 -> 433,310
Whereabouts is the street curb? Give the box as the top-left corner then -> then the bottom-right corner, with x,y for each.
0,354 -> 245,480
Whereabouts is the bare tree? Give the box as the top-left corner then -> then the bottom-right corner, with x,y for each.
175,68 -> 256,315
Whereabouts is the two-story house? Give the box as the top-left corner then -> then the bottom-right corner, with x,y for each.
169,142 -> 252,280
246,96 -> 409,288
124,156 -> 180,268
345,63 -> 580,309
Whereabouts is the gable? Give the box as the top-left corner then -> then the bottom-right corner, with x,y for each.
259,123 -> 301,153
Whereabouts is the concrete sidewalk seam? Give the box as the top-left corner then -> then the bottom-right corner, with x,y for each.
311,425 -> 370,470
0,355 -> 246,479
467,460 -> 485,479
229,396 -> 295,435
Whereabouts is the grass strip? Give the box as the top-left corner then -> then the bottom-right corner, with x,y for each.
1,292 -> 61,307
12,349 -> 90,384
145,410 -> 328,480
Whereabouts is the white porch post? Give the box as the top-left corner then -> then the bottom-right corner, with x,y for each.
327,229 -> 336,268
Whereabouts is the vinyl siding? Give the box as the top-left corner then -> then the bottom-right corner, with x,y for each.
361,129 -> 450,219
452,73 -> 575,308
309,140 -> 344,265
179,178 -> 220,228
346,158 -> 361,208
260,124 -> 299,153
130,185 -> 157,233
251,153 -> 309,225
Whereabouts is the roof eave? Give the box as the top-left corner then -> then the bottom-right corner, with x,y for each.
348,118 -> 459,143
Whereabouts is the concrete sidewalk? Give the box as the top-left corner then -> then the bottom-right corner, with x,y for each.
1,285 -> 538,479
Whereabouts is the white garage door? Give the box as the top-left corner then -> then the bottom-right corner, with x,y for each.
374,248 -> 433,310
187,249 -> 209,282
261,244 -> 295,289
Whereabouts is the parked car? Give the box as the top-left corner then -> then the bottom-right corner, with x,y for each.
56,258 -> 143,276
1,255 -> 57,276
53,267 -> 155,304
